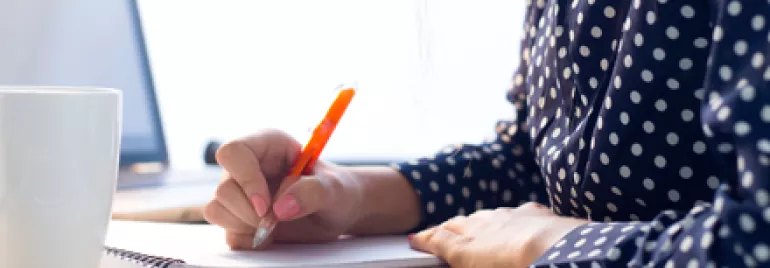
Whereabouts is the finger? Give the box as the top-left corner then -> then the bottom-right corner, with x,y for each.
410,226 -> 466,262
516,202 -> 553,216
425,227 -> 467,264
409,227 -> 437,253
227,129 -> 303,179
519,201 -> 548,210
214,178 -> 261,226
216,140 -> 271,216
272,169 -> 341,221
468,209 -> 497,220
440,215 -> 468,234
203,199 -> 254,233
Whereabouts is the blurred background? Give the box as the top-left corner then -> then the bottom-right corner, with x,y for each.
0,0 -> 526,168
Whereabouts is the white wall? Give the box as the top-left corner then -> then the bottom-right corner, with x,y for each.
138,0 -> 526,168
0,1 -> 62,83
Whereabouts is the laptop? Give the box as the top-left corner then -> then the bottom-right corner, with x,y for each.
0,0 -> 224,221
108,0 -> 224,220
105,0 -> 228,221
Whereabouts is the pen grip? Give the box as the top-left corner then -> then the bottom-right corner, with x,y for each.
279,88 -> 354,192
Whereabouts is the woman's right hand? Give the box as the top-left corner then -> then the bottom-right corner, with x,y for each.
202,129 -> 364,249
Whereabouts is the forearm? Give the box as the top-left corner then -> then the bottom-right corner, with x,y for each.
341,166 -> 422,236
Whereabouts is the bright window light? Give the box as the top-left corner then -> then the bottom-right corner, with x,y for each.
137,0 -> 527,167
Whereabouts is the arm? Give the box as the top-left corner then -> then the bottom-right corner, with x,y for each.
340,115 -> 547,236
341,107 -> 547,235
388,4 -> 547,231
343,166 -> 422,235
343,4 -> 546,234
388,115 -> 547,232
531,1 -> 770,266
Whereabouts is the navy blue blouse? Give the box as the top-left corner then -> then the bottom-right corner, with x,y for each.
394,0 -> 770,267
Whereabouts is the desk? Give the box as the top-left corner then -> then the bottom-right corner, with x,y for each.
110,182 -> 218,222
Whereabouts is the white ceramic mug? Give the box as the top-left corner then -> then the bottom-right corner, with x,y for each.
0,86 -> 121,268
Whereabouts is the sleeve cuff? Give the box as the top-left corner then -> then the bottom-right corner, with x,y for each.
530,221 -> 649,267
390,158 -> 440,233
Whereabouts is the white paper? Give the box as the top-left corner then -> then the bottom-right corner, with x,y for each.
104,220 -> 443,268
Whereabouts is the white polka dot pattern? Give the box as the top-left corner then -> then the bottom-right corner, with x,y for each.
394,0 -> 770,267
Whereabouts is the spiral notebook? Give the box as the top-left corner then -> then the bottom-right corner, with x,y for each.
100,221 -> 445,268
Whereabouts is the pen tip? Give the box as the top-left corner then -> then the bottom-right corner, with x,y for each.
252,227 -> 269,248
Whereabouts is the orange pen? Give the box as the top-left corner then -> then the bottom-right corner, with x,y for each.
252,86 -> 356,248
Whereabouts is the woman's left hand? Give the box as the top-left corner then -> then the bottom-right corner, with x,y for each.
409,202 -> 589,268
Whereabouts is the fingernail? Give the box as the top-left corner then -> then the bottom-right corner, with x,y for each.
407,234 -> 418,249
273,194 -> 300,220
251,195 -> 268,216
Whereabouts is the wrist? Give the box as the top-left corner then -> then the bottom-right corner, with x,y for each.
340,166 -> 422,235
325,163 -> 366,233
525,216 -> 589,261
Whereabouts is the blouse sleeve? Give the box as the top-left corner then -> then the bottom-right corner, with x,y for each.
531,1 -> 770,267
392,1 -> 549,231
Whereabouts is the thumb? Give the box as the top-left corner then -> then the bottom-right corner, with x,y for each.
271,169 -> 340,221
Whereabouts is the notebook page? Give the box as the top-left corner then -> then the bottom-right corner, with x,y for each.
105,220 -> 443,268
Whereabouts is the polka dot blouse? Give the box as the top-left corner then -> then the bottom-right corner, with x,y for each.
393,0 -> 770,267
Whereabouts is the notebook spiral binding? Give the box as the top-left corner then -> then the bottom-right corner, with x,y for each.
104,246 -> 186,268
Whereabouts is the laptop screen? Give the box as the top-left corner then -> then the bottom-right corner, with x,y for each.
0,0 -> 168,166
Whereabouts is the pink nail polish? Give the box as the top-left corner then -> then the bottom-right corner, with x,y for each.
273,194 -> 300,220
251,195 -> 268,216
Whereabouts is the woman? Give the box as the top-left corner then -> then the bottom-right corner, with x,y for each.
203,0 -> 770,267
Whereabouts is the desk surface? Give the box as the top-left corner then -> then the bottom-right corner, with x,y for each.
111,181 -> 218,222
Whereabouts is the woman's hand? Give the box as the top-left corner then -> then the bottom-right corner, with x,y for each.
409,202 -> 589,268
202,129 -> 364,249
